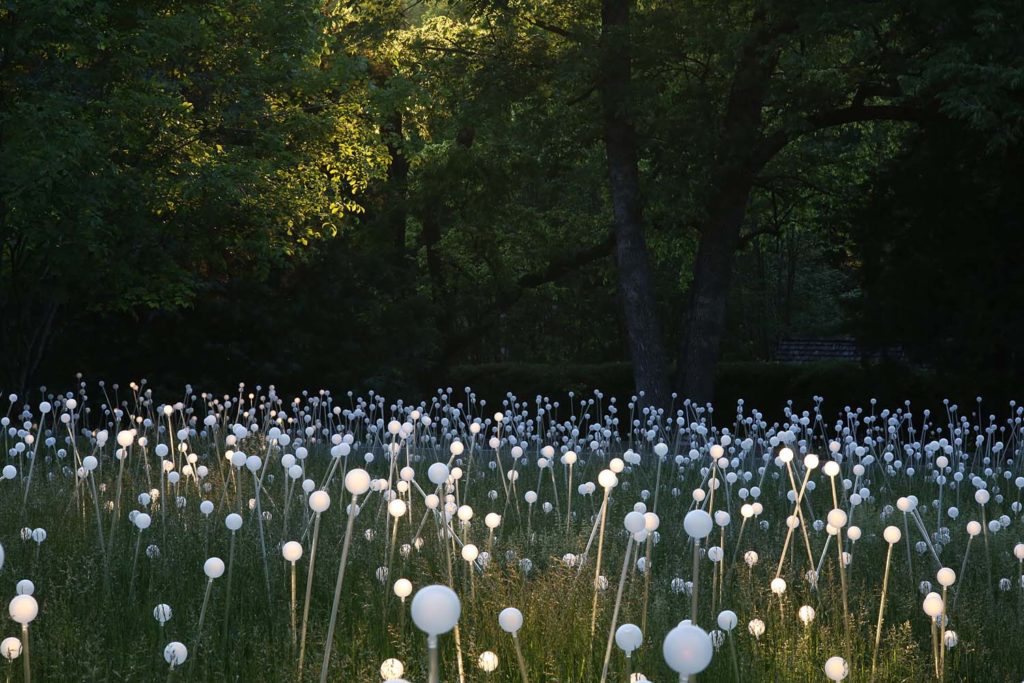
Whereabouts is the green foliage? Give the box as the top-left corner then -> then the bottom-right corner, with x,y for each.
1,0 -> 389,383
3,0 -> 1023,395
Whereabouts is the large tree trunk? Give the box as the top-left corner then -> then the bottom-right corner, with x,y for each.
676,174 -> 754,402
600,0 -> 670,407
674,6 -> 781,403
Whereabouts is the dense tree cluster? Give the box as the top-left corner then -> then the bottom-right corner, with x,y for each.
2,0 -> 1021,399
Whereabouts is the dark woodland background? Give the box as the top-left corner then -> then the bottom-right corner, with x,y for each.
2,0 -> 1022,407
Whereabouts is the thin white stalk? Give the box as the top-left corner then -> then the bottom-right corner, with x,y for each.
599,537 -> 634,683
318,494 -> 361,683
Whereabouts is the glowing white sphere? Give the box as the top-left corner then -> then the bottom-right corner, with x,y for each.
923,592 -> 944,617
345,468 -> 371,495
411,585 -> 461,636
394,578 -> 413,599
428,463 -> 450,486
598,470 -> 618,489
748,619 -> 765,637
824,656 -> 848,681
936,567 -> 956,588
478,651 -> 499,672
683,510 -> 713,539
883,526 -> 902,544
225,513 -> 243,531
615,623 -> 643,655
827,509 -> 847,529
134,513 -> 152,531
662,622 -> 713,675
388,500 -> 408,518
8,595 -> 37,625
309,490 -> 331,513
163,641 -> 188,666
716,610 -> 737,631
461,544 -> 479,563
624,511 -> 646,534
0,637 -> 21,661
380,658 -> 404,679
282,541 -> 303,563
498,607 -> 524,634
204,557 -> 225,579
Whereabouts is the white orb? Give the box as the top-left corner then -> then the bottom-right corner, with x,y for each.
411,585 -> 461,636
0,637 -> 21,661
8,595 -> 37,625
163,641 -> 188,666
498,607 -> 524,634
824,656 -> 848,681
428,463 -> 450,486
394,578 -> 413,599
345,468 -> 371,495
380,658 -> 404,679
204,557 -> 225,579
662,623 -> 713,675
282,541 -> 303,563
153,603 -> 173,624
309,490 -> 331,513
615,623 -> 643,655
683,510 -> 713,539
478,651 -> 499,672
716,610 -> 737,631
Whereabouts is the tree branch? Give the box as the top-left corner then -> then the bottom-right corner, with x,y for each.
754,103 -> 928,170
529,19 -> 576,41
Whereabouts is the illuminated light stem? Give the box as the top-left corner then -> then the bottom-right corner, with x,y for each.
600,537 -> 634,683
512,634 -> 529,683
590,486 -> 611,636
691,538 -> 701,624
251,472 -> 272,607
565,463 -> 574,538
940,585 -> 948,681
319,493 -> 360,683
289,561 -> 298,650
951,536 -> 972,613
188,578 -> 214,678
870,542 -> 895,683
297,511 -> 323,678
640,531 -> 654,635
222,530 -> 236,649
427,634 -> 440,683
21,625 -> 30,683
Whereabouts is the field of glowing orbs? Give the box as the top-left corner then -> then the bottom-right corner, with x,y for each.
1,384 -> 1023,683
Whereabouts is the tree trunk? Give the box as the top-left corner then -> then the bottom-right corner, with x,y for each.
674,6 -> 781,403
600,0 -> 670,407
382,110 -> 409,255
676,173 -> 754,402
